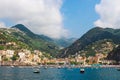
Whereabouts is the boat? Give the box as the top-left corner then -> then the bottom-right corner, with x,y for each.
33,69 -> 40,73
80,68 -> 85,73
33,70 -> 40,73
33,71 -> 40,73
11,65 -> 14,68
58,66 -> 61,69
117,68 -> 120,71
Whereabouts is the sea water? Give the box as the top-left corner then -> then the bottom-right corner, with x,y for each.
0,66 -> 120,80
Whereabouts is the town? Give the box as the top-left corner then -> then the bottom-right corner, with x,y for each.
0,48 -> 115,67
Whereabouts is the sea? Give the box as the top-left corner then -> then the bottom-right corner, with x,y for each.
0,66 -> 120,80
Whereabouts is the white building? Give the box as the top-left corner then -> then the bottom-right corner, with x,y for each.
6,50 -> 14,58
18,52 -> 26,62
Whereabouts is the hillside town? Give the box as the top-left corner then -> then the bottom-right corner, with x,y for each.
0,48 -> 115,67
0,25 -> 119,67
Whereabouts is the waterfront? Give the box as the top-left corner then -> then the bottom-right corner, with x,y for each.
0,66 -> 120,80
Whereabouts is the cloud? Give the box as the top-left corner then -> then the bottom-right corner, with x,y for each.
0,22 -> 6,28
94,0 -> 120,29
0,0 -> 68,39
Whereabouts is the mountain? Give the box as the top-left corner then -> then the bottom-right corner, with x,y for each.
54,38 -> 77,48
12,24 -> 54,42
107,45 -> 120,63
59,27 -> 120,57
0,24 -> 59,56
12,24 -> 34,36
12,24 -> 75,48
0,24 -> 75,57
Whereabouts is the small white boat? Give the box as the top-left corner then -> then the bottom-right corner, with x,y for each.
58,66 -> 61,69
80,68 -> 85,73
11,66 -> 14,68
33,69 -> 40,73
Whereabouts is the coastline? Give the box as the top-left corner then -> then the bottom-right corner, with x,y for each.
0,64 -> 120,68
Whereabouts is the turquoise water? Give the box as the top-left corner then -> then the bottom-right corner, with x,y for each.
0,66 -> 120,80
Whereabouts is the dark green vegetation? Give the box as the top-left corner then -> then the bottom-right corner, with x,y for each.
0,28 -> 30,50
0,24 -> 74,57
79,39 -> 116,57
59,27 -> 120,57
12,24 -> 59,56
107,45 -> 120,63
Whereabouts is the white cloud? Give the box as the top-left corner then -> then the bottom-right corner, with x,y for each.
0,22 -> 6,28
0,0 -> 68,39
94,0 -> 120,29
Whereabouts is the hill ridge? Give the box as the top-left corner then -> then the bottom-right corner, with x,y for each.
59,27 -> 120,57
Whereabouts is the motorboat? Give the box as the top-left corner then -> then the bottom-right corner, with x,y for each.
80,68 -> 85,73
33,69 -> 40,73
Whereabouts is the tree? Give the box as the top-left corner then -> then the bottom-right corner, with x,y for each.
11,54 -> 19,61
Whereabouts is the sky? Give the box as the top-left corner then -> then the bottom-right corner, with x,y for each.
61,0 -> 100,38
0,0 -> 120,39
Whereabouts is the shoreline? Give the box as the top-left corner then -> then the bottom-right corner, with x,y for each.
0,64 -> 120,68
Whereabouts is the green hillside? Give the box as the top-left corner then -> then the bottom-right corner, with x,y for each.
0,24 -> 75,57
107,45 -> 120,63
0,24 -> 60,57
59,27 -> 120,57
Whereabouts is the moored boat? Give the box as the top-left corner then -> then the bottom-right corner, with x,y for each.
80,68 -> 85,73
33,69 -> 40,73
